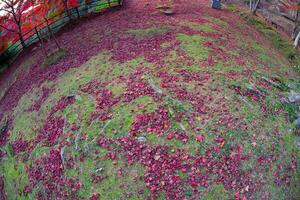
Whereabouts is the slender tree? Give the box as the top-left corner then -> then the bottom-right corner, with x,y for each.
290,0 -> 300,42
248,0 -> 261,15
30,0 -> 61,54
280,0 -> 300,47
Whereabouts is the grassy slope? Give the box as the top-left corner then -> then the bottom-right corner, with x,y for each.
0,0 -> 300,199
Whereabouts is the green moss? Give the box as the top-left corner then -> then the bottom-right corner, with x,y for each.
10,111 -> 40,141
225,3 -> 238,12
239,12 -> 300,72
177,33 -> 210,61
205,16 -> 228,27
42,48 -> 66,67
282,133 -> 298,153
164,50 -> 178,63
0,152 -> 29,199
145,124 -> 199,156
71,154 -> 148,199
252,42 -> 270,63
127,26 -> 169,40
161,42 -> 172,49
9,87 -> 44,141
104,96 -> 158,139
106,82 -> 126,96
180,20 -> 215,32
202,184 -> 232,200
29,145 -> 51,161
64,94 -> 96,124
8,53 -> 149,144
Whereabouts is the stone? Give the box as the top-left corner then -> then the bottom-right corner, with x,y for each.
295,116 -> 300,128
287,83 -> 296,90
137,136 -> 146,143
75,94 -> 81,101
212,0 -> 221,9
288,91 -> 300,103
67,89 -> 77,99
95,168 -> 103,173
163,10 -> 174,15
296,136 -> 300,150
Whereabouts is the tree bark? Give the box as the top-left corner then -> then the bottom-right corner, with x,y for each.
294,30 -> 300,48
18,32 -> 26,49
62,1 -> 71,20
251,0 -> 261,15
45,18 -> 61,50
292,1 -> 300,39
35,27 -> 48,57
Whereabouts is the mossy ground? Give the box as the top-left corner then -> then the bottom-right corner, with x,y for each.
0,0 -> 300,199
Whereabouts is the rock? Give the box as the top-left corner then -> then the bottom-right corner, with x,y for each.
212,0 -> 221,9
67,89 -> 77,99
238,96 -> 253,109
95,168 -> 103,173
288,91 -> 300,103
295,116 -> 300,128
287,83 -> 296,90
163,10 -> 174,15
296,136 -> 300,150
137,136 -> 146,143
75,94 -> 81,101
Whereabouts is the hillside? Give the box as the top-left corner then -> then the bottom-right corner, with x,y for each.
0,0 -> 299,199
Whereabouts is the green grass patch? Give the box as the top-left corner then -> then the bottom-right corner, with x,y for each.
180,20 -> 215,32
104,96 -> 158,139
202,184 -> 233,200
42,48 -> 66,67
252,42 -> 271,63
177,33 -> 210,61
238,11 -> 300,73
160,42 -> 172,49
127,26 -> 169,40
0,148 -> 29,199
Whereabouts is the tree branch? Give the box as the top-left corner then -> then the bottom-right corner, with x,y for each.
0,8 -> 14,15
0,24 -> 17,33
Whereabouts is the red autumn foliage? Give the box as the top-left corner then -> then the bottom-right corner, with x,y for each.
130,106 -> 170,136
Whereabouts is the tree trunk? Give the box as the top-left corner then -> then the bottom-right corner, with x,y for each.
45,18 -> 61,50
294,30 -> 300,48
251,0 -> 261,15
18,32 -> 26,49
35,27 -> 48,57
292,2 -> 300,39
63,1 -> 71,20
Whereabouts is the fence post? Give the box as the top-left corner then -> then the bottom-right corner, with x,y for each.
35,27 -> 42,43
35,27 -> 48,57
76,7 -> 80,19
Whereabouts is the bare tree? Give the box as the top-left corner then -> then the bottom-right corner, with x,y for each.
249,0 -> 261,14
292,1 -> 300,48
0,0 -> 34,49
30,0 -> 61,56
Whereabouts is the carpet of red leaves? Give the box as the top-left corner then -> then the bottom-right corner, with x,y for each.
0,0 -> 299,199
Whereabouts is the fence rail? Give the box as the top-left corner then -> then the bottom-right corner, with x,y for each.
0,0 -> 123,68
